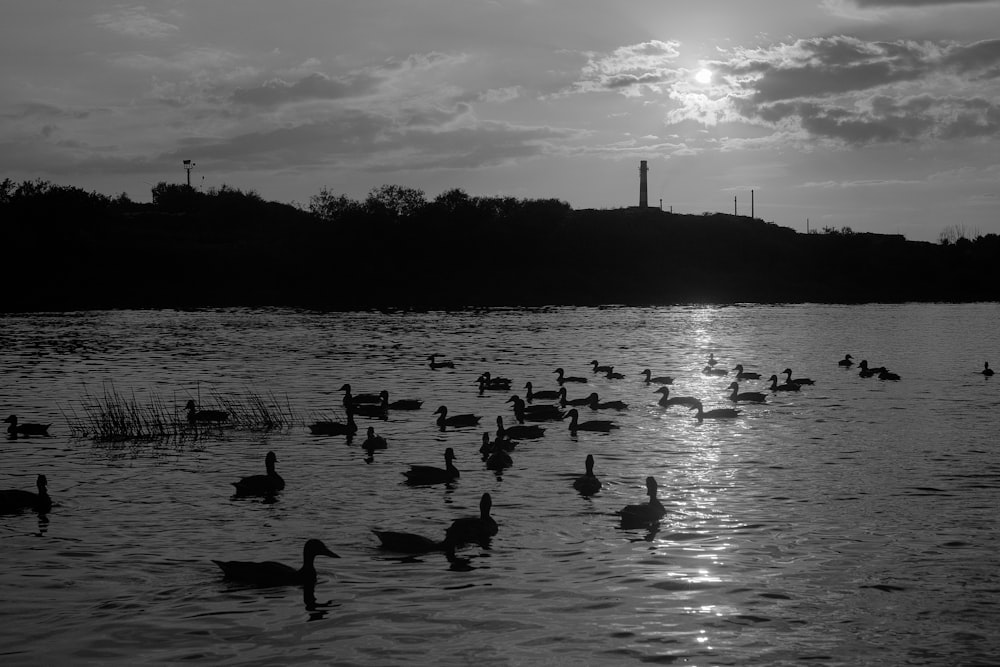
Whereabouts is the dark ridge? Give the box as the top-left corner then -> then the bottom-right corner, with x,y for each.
3,178 -> 998,311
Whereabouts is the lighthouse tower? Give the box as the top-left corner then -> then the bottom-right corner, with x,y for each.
639,160 -> 649,208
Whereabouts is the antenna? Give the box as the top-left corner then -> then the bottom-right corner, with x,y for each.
183,159 -> 196,187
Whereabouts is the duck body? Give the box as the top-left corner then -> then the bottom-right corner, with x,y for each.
878,370 -> 901,381
0,475 -> 51,513
639,369 -> 673,385
362,427 -> 388,450
838,354 -> 854,367
184,400 -> 228,424
496,416 -> 545,440
767,375 -> 801,392
434,406 -> 481,430
690,399 -> 741,421
445,493 -> 498,545
213,539 -> 339,587
403,448 -> 459,485
340,384 -> 382,406
524,382 -> 561,402
428,354 -> 455,369
587,393 -> 629,410
308,411 -> 358,436
732,365 -> 762,380
486,445 -> 514,471
563,408 -> 618,433
3,415 -> 51,437
590,360 -> 614,374
782,368 -> 814,386
372,530 -> 449,554
654,387 -> 700,409
573,454 -> 602,495
554,368 -> 588,384
619,476 -> 666,528
477,372 -> 512,391
508,396 -> 564,423
382,391 -> 423,410
857,360 -> 886,378
702,366 -> 728,376
728,382 -> 767,404
983,362 -> 994,377
232,451 -> 285,497
558,387 -> 593,408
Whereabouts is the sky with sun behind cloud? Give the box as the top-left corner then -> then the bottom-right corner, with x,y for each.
2,0 -> 999,241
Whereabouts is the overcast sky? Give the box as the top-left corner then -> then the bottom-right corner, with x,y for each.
3,0 -> 999,240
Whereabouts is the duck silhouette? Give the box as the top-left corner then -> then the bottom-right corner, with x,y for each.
340,383 -> 382,406
554,368 -> 588,384
524,382 -> 561,402
702,365 -> 728,376
3,415 -> 51,437
980,361 -> 993,377
689,399 -> 741,421
0,474 -> 51,513
857,360 -> 886,378
496,416 -> 545,440
732,364 -> 762,380
782,368 -> 814,386
586,393 -> 628,410
563,408 -> 619,433
232,451 -> 285,497
619,476 -> 666,528
727,382 -> 767,404
639,369 -> 674,385
434,406 -> 481,430
590,360 -> 614,374
654,386 -> 700,409
308,409 -> 358,436
838,354 -> 854,367
212,539 -> 339,586
372,530 -> 451,554
362,426 -> 388,450
428,354 -> 455,369
557,387 -> 592,408
878,369 -> 901,381
767,374 -> 801,392
184,400 -> 228,424
445,493 -> 498,546
381,391 -> 423,410
403,448 -> 459,485
485,439 -> 514,471
572,454 -> 602,495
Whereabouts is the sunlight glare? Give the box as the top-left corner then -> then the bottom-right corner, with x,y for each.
695,68 -> 713,85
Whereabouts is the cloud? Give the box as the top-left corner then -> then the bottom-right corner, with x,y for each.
233,72 -> 380,106
93,6 -> 179,39
571,40 -> 682,95
852,0 -> 998,5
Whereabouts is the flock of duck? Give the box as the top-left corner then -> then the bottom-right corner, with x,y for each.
2,353 -> 993,589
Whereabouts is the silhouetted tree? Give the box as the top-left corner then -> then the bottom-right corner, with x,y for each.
309,188 -> 363,222
364,184 -> 427,220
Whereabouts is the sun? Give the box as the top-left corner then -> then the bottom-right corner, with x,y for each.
694,68 -> 713,85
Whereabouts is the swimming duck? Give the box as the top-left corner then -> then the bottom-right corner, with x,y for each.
557,387 -> 593,407
980,362 -> 993,377
428,354 -> 455,369
308,409 -> 358,436
481,432 -> 516,456
496,416 -> 545,440
507,396 -> 564,422
212,539 -> 339,586
372,530 -> 451,554
375,390 -> 422,411
706,353 -> 719,367
702,365 -> 729,376
554,368 -> 588,384
563,408 -> 619,433
619,476 -> 666,528
767,374 -> 801,392
3,415 -> 51,437
727,382 -> 767,404
350,399 -> 389,419
0,474 -> 51,513
586,393 -> 629,410
572,454 -> 602,495
604,368 -> 626,380
732,364 -> 762,380
403,448 -> 459,485
877,369 -> 901,381
782,368 -> 814,386
434,406 -> 481,430
857,360 -> 886,378
639,369 -> 674,385
445,492 -> 498,546
838,354 -> 854,367
689,399 -> 741,421
485,439 -> 514,471
232,451 -> 285,497
654,386 -> 701,409
524,382 -> 561,402
477,372 -> 512,391
362,426 -> 388,450
340,383 -> 382,406
590,360 -> 614,374
184,400 -> 229,424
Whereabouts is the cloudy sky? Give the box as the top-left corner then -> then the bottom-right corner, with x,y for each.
3,0 -> 999,241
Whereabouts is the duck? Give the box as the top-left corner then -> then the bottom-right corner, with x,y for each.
0,474 -> 52,513
481,432 -> 516,456
308,409 -> 358,436
618,476 -> 666,528
586,393 -> 629,410
878,369 -> 901,381
590,360 -> 614,374
639,369 -> 673,385
362,426 -> 388,450
184,400 -> 229,424
349,399 -> 388,419
554,367 -> 588,384
403,448 -> 459,485
445,492 -> 498,546
689,399 -> 741,421
232,451 -> 285,497
381,390 -> 423,410
702,365 -> 729,376
572,454 -> 602,495
557,386 -> 593,408
767,374 -> 801,392
563,408 -> 619,433
707,353 -> 719,367
654,386 -> 701,409
372,530 -> 451,554
434,406 -> 481,430
340,383 -> 382,406
477,372 -> 512,391
604,368 -> 626,380
980,361 -> 993,377
507,396 -> 563,422
212,539 -> 339,586
496,416 -> 545,440
838,354 -> 854,367
727,382 -> 767,404
428,354 -> 455,369
485,439 -> 514,471
732,364 -> 762,380
858,360 -> 886,378
524,382 -> 561,402
782,368 -> 815,386
3,415 -> 51,437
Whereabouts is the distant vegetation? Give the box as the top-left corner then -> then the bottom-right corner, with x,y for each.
3,177 -> 998,310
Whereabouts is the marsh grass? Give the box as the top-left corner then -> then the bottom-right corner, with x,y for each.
64,384 -> 296,443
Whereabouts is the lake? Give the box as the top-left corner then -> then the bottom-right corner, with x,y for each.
1,304 -> 997,666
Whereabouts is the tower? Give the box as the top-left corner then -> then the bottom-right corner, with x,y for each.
639,160 -> 648,208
